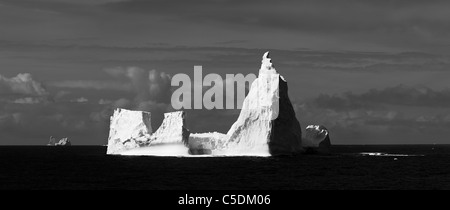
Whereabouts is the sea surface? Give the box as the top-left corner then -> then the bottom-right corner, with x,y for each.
1,145 -> 450,190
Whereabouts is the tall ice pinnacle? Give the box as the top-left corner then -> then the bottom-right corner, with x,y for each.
223,51 -> 303,156
260,51 -> 275,73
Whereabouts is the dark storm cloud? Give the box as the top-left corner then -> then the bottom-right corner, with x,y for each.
0,40 -> 259,66
0,89 -> 108,144
98,0 -> 450,54
104,0 -> 450,33
2,0 -> 450,54
0,67 -> 176,144
3,39 -> 449,73
0,103 -> 108,145
0,71 -> 121,145
271,50 -> 450,72
5,0 -> 450,41
0,72 -> 108,145
314,85 -> 450,110
296,85 -> 450,144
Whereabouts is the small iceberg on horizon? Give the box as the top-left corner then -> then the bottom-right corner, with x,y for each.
47,136 -> 71,146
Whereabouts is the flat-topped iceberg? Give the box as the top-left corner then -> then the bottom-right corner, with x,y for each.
106,109 -> 152,154
107,109 -> 189,155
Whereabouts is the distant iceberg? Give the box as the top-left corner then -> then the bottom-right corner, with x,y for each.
47,136 -> 56,146
48,136 -> 71,146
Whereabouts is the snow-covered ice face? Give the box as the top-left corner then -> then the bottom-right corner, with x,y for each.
305,125 -> 329,146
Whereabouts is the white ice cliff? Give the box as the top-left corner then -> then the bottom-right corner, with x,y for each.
149,111 -> 190,145
107,51 -> 323,156
123,110 -> 190,156
107,109 -> 189,155
106,108 -> 152,154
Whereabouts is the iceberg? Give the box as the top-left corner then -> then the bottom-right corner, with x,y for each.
47,136 -> 56,146
107,109 -> 189,155
219,52 -> 303,156
302,125 -> 331,154
188,132 -> 228,155
107,51 -> 327,156
47,136 -> 71,146
55,137 -> 71,146
149,111 -> 190,145
106,108 -> 152,154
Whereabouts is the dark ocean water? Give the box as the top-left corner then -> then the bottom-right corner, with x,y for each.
1,145 -> 450,190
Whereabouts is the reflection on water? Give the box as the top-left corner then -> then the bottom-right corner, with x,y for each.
358,152 -> 424,157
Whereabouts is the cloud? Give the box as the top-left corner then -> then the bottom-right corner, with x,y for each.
3,39 -> 450,73
98,0 -> 450,53
13,97 -> 43,104
0,73 -> 48,96
71,97 -> 89,103
98,99 -> 112,105
0,99 -> 107,145
104,66 -> 128,78
298,104 -> 450,144
0,72 -> 107,145
104,0 -> 450,35
49,80 -> 133,91
92,67 -> 174,132
297,85 -> 450,144
215,40 -> 248,45
104,66 -> 172,103
89,98 -> 131,123
54,90 -> 71,101
314,85 -> 450,110
111,98 -> 132,108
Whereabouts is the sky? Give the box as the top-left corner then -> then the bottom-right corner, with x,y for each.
1,0 -> 450,145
